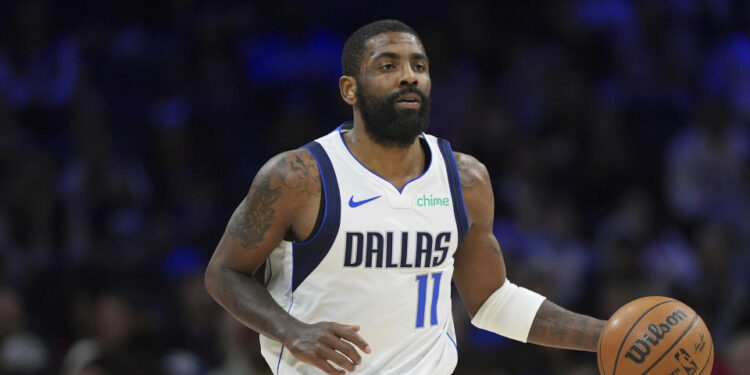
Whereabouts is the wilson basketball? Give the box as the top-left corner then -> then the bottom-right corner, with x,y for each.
597,296 -> 713,375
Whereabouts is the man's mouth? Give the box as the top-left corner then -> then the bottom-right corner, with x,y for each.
395,92 -> 421,109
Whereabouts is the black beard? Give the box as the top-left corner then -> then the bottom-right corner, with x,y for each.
356,83 -> 430,148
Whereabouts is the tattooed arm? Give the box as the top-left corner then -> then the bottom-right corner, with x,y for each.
205,150 -> 370,375
451,152 -> 605,352
527,299 -> 606,351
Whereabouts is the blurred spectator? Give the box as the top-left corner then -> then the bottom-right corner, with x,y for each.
0,286 -> 49,374
639,225 -> 699,294
665,98 -> 750,227
206,313 -> 270,375
688,223 -> 749,348
724,332 -> 750,375
595,188 -> 657,288
58,91 -> 153,267
522,199 -> 594,305
60,293 -> 155,375
162,272 -> 222,371
596,188 -> 656,250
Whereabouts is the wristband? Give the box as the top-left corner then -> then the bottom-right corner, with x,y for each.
470,279 -> 546,343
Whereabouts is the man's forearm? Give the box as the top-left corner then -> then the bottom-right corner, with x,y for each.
205,264 -> 301,345
527,300 -> 606,352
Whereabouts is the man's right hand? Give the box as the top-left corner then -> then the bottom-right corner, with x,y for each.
285,322 -> 372,375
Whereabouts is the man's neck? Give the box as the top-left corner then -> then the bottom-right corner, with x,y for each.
344,118 -> 427,190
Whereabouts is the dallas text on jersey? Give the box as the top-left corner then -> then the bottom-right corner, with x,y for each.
343,231 -> 452,268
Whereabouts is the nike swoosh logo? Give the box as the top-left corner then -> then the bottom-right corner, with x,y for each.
348,195 -> 381,208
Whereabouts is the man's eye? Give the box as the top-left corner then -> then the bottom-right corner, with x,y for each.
381,63 -> 395,70
414,63 -> 426,71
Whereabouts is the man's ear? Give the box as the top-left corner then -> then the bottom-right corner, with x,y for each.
339,76 -> 357,106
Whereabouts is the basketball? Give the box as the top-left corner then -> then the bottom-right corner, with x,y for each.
597,296 -> 713,375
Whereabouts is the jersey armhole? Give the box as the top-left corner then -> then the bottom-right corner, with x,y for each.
299,184 -> 325,243
292,141 -> 341,291
437,138 -> 470,245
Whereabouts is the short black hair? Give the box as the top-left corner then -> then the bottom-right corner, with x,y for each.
341,19 -> 420,77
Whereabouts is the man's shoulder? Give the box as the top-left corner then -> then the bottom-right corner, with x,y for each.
450,152 -> 494,226
253,148 -> 321,200
262,148 -> 319,174
452,152 -> 489,192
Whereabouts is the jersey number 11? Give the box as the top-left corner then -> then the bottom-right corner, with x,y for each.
415,272 -> 442,328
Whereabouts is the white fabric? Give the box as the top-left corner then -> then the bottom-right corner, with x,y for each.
260,125 -> 463,374
470,279 -> 546,343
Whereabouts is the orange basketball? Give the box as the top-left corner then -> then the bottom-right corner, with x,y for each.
597,296 -> 713,375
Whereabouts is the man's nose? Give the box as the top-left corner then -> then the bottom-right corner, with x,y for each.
400,66 -> 418,87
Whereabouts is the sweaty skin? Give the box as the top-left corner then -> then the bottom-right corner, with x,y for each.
205,31 -> 605,375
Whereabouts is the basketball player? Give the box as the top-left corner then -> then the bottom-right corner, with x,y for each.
205,20 -> 607,374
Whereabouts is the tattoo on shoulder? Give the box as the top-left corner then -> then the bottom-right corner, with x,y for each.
456,156 -> 477,190
490,241 -> 501,255
227,174 -> 282,250
279,153 -> 321,197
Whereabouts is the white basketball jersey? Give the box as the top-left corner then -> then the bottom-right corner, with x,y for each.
260,123 -> 469,375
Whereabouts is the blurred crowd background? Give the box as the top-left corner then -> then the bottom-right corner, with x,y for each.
1,0 -> 749,374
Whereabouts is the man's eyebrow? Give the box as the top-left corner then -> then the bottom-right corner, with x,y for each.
371,51 -> 429,62
411,52 -> 429,62
371,51 -> 400,61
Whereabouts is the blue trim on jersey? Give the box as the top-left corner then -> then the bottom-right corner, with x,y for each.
292,141 -> 341,291
446,331 -> 458,350
337,122 -> 433,194
276,345 -> 285,374
276,297 -> 296,374
437,138 -> 470,244
264,258 -> 272,287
